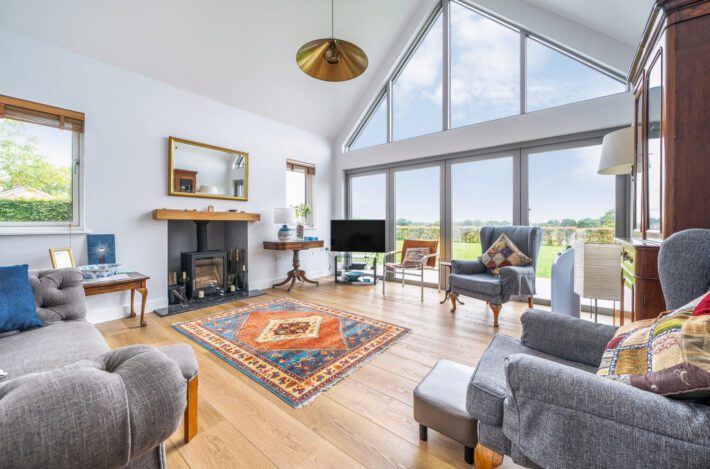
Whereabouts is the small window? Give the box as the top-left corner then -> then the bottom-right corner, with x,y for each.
286,160 -> 315,226
0,96 -> 83,231
525,38 -> 626,112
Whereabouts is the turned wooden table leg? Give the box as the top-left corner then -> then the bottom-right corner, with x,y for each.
129,289 -> 136,318
528,296 -> 534,308
474,443 -> 503,469
137,286 -> 148,327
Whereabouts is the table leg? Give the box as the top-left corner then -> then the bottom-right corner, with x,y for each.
129,289 -> 136,318
299,270 -> 319,286
137,287 -> 148,327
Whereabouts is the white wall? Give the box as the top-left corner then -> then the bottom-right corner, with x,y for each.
331,0 -> 635,218
0,28 -> 333,323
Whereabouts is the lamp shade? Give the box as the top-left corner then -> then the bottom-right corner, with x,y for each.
573,243 -> 621,301
274,207 -> 295,225
198,185 -> 219,194
598,127 -> 634,175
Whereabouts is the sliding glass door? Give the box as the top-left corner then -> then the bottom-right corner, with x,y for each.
349,171 -> 387,220
394,164 -> 442,285
449,153 -> 516,260
524,141 -> 615,300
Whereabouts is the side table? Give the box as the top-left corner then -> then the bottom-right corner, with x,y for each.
263,240 -> 325,291
83,272 -> 150,327
440,262 -> 464,306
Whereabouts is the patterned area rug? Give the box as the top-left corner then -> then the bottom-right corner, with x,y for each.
172,298 -> 411,408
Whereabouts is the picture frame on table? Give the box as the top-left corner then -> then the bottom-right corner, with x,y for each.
49,247 -> 76,269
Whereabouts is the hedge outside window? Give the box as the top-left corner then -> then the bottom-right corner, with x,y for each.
0,96 -> 83,227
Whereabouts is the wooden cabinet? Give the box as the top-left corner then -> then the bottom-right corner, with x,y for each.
620,0 -> 710,321
616,239 -> 666,325
173,168 -> 198,193
629,0 -> 710,240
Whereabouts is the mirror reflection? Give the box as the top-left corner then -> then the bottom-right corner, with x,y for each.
169,137 -> 248,201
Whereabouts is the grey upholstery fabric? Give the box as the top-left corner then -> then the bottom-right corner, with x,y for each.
478,422 -> 542,469
0,320 -> 109,378
450,226 -> 543,305
159,343 -> 199,380
503,354 -> 710,469
0,268 -> 195,469
451,259 -> 486,275
467,335 -> 597,427
658,228 -> 710,309
0,345 -> 186,469
414,359 -> 478,447
519,310 -> 617,367
29,268 -> 87,323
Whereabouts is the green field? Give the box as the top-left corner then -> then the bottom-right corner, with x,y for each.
393,241 -> 562,279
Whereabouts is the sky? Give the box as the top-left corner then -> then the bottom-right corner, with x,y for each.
2,119 -> 73,168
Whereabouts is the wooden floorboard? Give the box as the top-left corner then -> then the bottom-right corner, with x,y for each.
96,278 -> 570,468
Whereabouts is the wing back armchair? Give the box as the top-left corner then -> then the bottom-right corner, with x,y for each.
449,226 -> 543,327
470,228 -> 710,468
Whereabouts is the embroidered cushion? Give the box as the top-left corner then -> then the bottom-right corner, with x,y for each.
478,233 -> 532,276
597,293 -> 710,399
401,247 -> 430,268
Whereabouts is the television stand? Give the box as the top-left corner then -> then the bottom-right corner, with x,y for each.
335,254 -> 378,286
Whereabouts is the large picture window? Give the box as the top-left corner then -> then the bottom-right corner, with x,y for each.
345,0 -> 626,151
0,96 -> 83,230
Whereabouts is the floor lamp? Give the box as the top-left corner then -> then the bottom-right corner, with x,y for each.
573,243 -> 622,323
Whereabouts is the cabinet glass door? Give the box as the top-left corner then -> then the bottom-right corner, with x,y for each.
646,53 -> 663,236
633,85 -> 644,236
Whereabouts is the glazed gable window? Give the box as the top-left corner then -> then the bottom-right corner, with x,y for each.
0,96 -> 83,232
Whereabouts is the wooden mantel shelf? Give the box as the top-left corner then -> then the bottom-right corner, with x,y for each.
152,209 -> 260,222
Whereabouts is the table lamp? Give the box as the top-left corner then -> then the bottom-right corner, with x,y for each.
274,208 -> 295,241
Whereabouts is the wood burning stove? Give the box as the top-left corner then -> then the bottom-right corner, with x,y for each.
181,251 -> 228,299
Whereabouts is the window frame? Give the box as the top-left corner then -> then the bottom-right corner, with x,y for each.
344,0 -> 628,152
0,98 -> 84,235
286,160 -> 315,227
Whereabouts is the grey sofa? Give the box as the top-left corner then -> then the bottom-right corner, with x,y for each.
449,226 -> 543,327
470,228 -> 710,468
0,268 -> 199,468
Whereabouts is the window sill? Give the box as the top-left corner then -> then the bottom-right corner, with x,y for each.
0,226 -> 91,236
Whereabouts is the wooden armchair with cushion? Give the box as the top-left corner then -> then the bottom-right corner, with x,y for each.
383,240 -> 440,301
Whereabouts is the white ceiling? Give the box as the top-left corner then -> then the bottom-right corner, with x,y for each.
0,0 -> 426,138
522,0 -> 654,46
0,0 -> 653,139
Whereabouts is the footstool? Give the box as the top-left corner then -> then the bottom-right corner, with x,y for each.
413,359 -> 477,464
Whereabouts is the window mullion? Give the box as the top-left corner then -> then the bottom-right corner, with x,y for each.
442,0 -> 451,131
386,81 -> 393,143
520,31 -> 527,114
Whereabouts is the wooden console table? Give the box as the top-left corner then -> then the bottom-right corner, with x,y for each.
83,272 -> 150,327
263,240 -> 324,291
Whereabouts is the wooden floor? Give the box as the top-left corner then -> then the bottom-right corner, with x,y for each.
97,279 -> 548,469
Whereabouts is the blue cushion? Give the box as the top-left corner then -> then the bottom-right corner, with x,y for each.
0,264 -> 43,333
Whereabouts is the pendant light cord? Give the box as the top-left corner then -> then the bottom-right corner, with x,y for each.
331,0 -> 334,38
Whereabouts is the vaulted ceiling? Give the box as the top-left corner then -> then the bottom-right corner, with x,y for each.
0,0 -> 653,139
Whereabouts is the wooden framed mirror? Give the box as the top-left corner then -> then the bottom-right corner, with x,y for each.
168,137 -> 248,201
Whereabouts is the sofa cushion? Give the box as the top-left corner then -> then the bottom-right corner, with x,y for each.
467,335 -> 597,427
479,233 -> 532,276
597,294 -> 710,399
450,273 -> 501,296
0,320 -> 109,379
0,264 -> 43,334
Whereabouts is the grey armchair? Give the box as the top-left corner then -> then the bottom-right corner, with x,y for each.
469,228 -> 710,468
449,226 -> 543,327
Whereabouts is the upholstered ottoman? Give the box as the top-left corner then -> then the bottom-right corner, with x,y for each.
413,359 -> 477,464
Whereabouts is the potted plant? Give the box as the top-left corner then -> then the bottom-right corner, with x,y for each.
293,203 -> 311,239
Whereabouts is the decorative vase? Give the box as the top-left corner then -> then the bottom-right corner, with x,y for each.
296,223 -> 305,239
277,224 -> 292,241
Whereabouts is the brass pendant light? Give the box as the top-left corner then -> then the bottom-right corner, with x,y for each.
296,0 -> 368,82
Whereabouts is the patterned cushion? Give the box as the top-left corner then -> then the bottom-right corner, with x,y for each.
478,234 -> 532,276
402,247 -> 430,268
597,293 -> 710,399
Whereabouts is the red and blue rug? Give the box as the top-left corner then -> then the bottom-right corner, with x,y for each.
172,298 -> 411,408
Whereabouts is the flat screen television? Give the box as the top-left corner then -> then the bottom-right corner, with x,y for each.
331,220 -> 386,253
